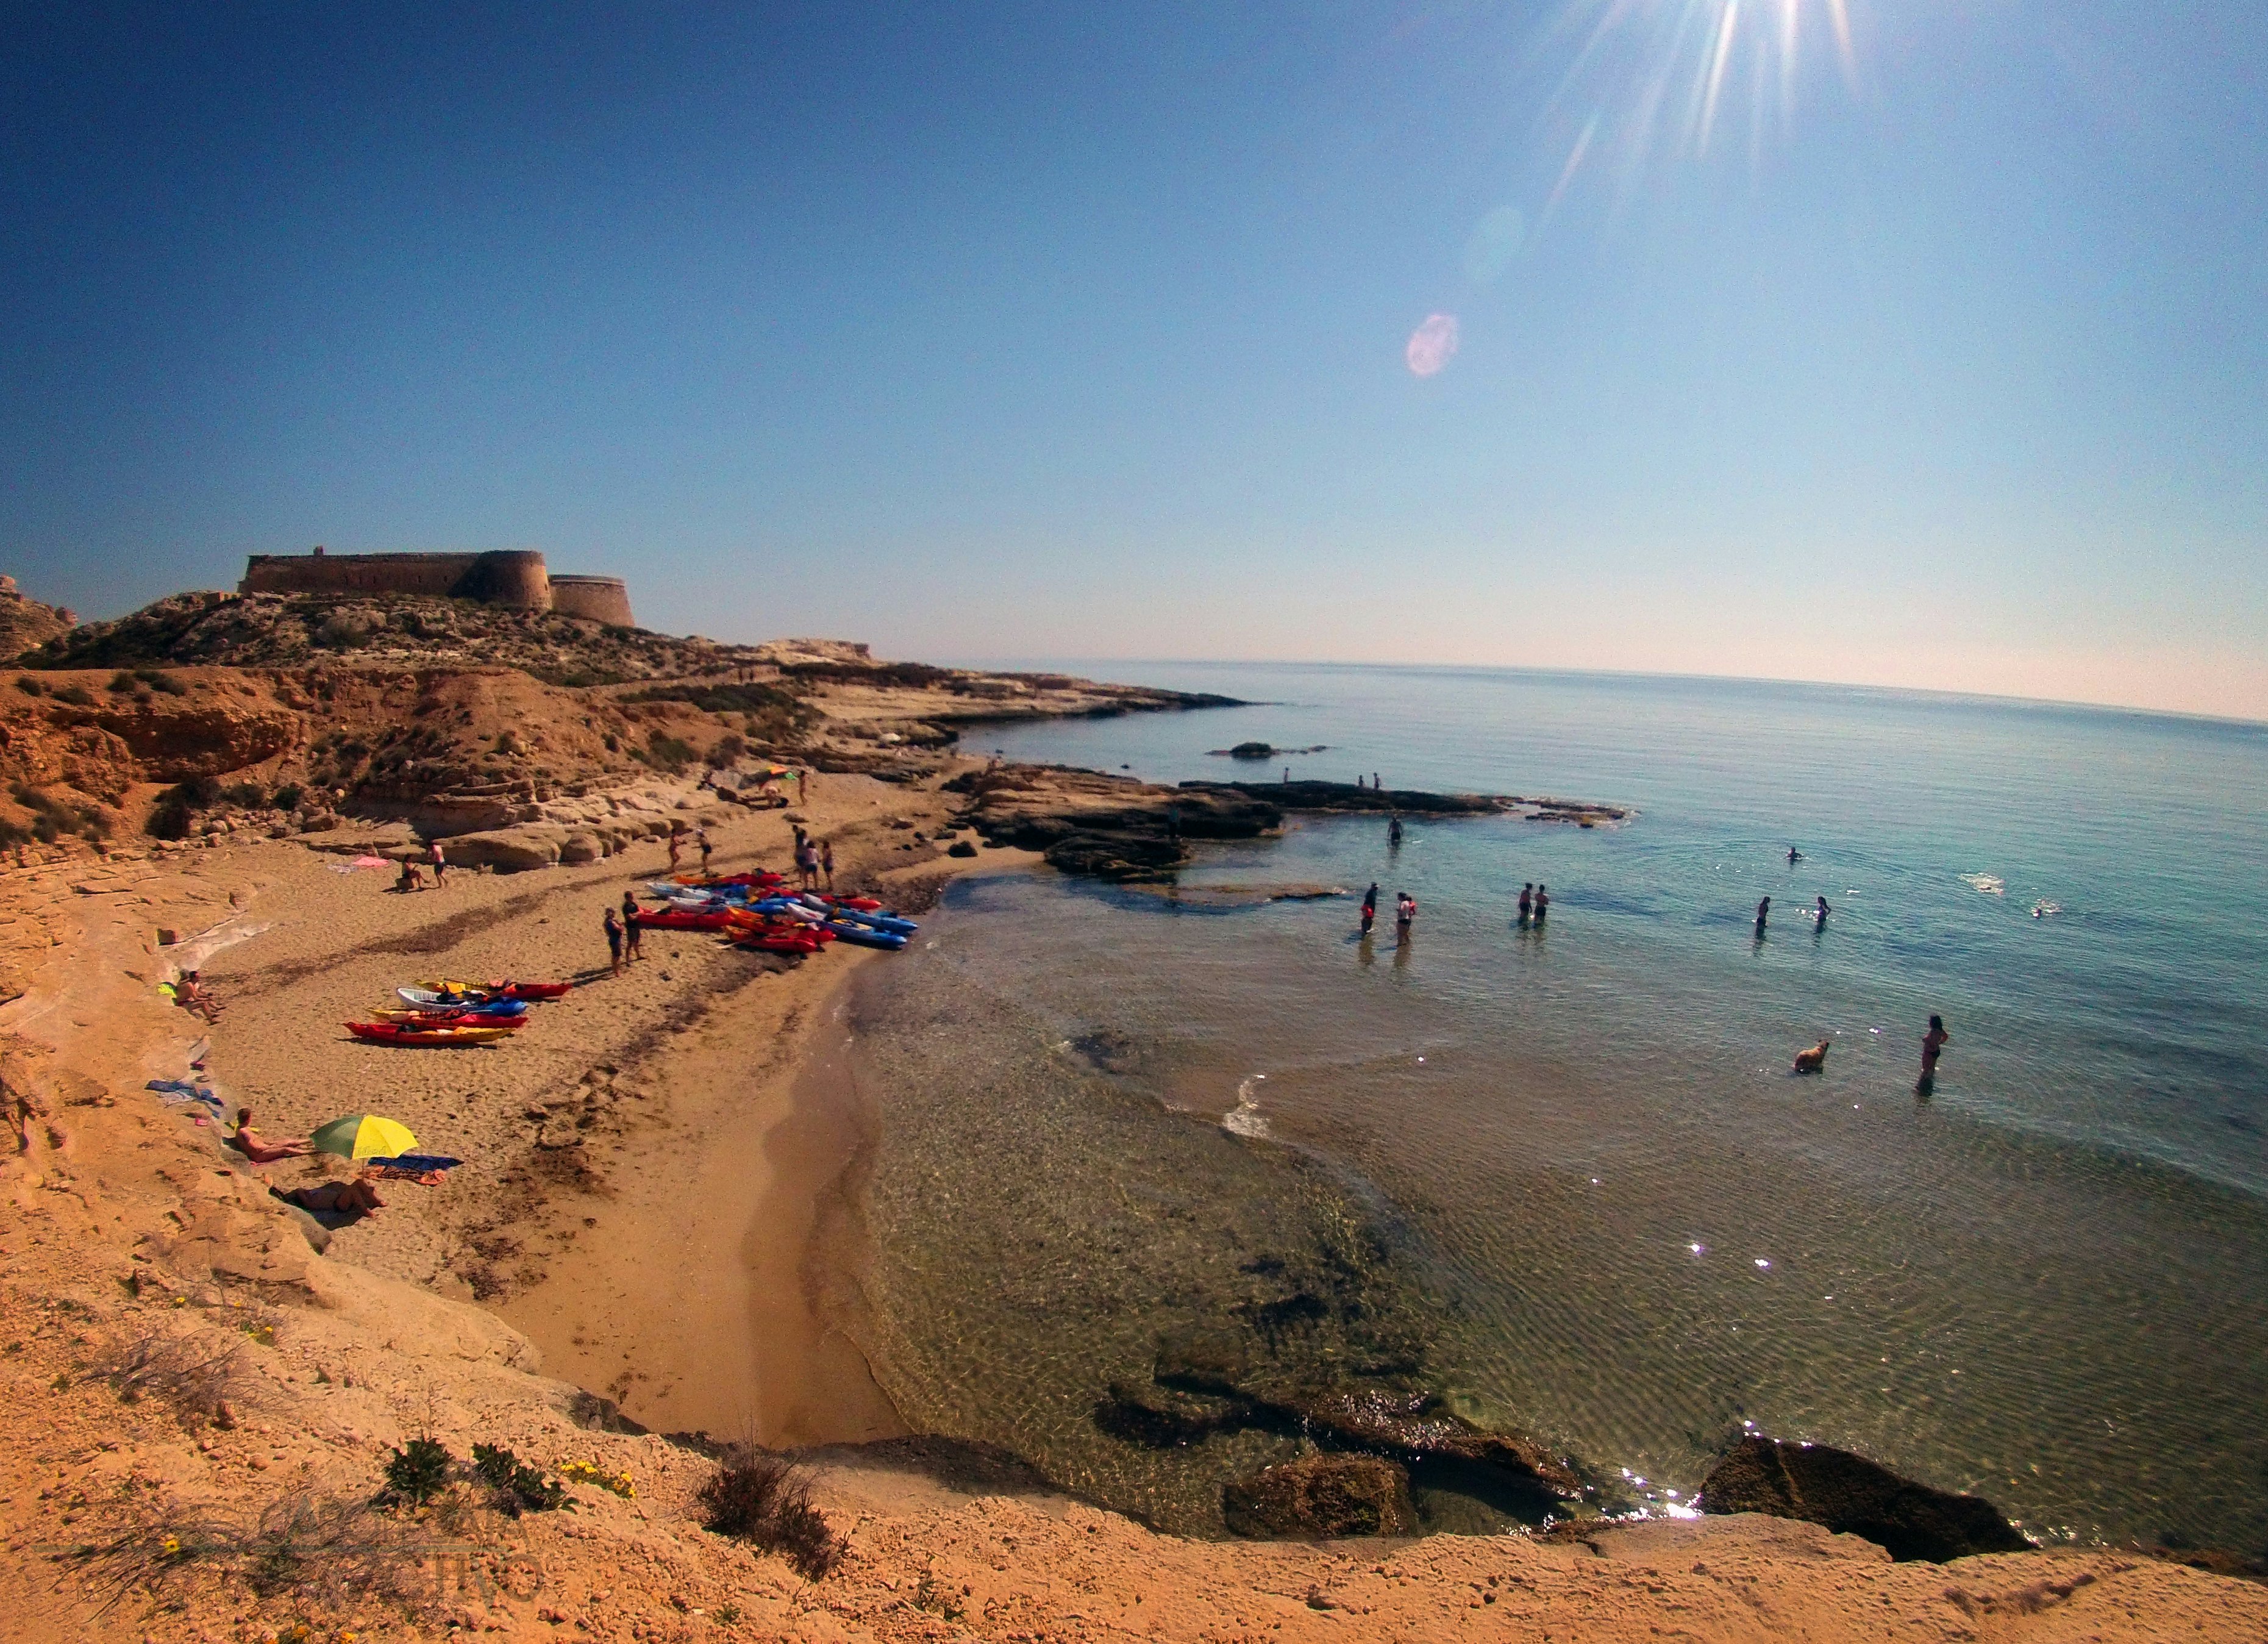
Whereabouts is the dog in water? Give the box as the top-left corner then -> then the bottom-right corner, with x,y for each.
1792,1039 -> 1831,1075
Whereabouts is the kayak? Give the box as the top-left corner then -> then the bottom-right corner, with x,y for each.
376,997 -> 526,1019
738,931 -> 826,956
369,1008 -> 526,1028
633,909 -> 736,932
672,871 -> 785,889
751,898 -> 827,924
416,979 -> 572,1001
823,921 -> 907,951
347,1021 -> 515,1047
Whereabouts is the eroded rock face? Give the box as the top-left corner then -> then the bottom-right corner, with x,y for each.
1222,1455 -> 1418,1539
1699,1435 -> 2034,1562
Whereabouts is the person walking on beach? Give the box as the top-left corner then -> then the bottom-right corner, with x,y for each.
667,825 -> 684,872
1754,895 -> 1771,934
429,838 -> 448,887
1920,1014 -> 1950,1089
603,906 -> 625,977
1517,882 -> 1533,924
821,839 -> 836,892
1533,884 -> 1548,923
1360,882 -> 1377,935
697,827 -> 714,872
620,892 -> 644,962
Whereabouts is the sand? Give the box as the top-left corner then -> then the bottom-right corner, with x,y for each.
1,772 -> 2264,1641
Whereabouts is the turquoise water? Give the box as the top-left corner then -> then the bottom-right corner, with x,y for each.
852,665 -> 2268,1547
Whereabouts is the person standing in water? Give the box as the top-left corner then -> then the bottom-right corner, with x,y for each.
1394,892 -> 1416,942
1517,882 -> 1533,924
1787,845 -> 1801,864
1532,884 -> 1548,922
1360,882 -> 1377,935
1920,1014 -> 1950,1088
1755,896 -> 1771,933
1814,895 -> 1830,926
1388,813 -> 1403,848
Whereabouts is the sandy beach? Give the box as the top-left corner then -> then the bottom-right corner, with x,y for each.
1,746 -> 2263,1640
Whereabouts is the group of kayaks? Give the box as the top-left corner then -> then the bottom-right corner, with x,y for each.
346,979 -> 571,1047
341,869 -> 915,1046
633,870 -> 920,954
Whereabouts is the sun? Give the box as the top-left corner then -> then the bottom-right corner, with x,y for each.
1542,0 -> 1860,202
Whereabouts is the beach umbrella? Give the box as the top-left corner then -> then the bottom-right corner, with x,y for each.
310,1113 -> 418,1160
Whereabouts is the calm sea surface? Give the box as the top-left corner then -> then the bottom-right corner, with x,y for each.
839,665 -> 2268,1548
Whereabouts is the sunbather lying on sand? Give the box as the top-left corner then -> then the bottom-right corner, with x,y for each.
175,970 -> 225,1023
230,1107 -> 315,1162
274,1176 -> 385,1218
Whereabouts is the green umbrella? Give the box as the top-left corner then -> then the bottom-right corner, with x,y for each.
310,1113 -> 418,1160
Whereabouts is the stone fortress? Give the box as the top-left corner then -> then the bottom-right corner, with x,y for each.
239,547 -> 635,627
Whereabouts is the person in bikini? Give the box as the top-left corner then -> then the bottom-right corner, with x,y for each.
230,1107 -> 314,1163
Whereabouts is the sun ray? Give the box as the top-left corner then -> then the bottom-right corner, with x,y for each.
1697,0 -> 1743,154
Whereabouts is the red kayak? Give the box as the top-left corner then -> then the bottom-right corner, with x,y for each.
819,895 -> 885,913
671,871 -> 786,889
633,909 -> 736,932
346,1021 -> 514,1047
419,978 -> 572,1001
739,931 -> 825,955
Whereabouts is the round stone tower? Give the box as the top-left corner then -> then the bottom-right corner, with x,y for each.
546,575 -> 636,627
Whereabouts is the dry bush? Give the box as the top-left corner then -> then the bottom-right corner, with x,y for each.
73,1491 -> 440,1624
696,1448 -> 840,1579
91,1324 -> 247,1424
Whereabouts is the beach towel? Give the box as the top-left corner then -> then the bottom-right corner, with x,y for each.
368,1154 -> 462,1173
146,1078 -> 224,1111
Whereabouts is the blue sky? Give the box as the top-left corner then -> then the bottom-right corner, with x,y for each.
2,2 -> 2263,718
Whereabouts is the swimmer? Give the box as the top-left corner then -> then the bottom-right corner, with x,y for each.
1814,895 -> 1830,926
1788,845 -> 1801,864
1755,896 -> 1771,932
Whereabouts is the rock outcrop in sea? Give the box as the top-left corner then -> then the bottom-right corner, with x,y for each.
1700,1434 -> 2035,1562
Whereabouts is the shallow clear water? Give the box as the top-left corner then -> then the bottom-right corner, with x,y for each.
849,665 -> 2268,1547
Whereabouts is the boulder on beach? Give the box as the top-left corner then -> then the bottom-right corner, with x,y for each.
440,827 -> 563,873
1699,1435 -> 2034,1562
1222,1455 -> 1418,1539
558,831 -> 604,864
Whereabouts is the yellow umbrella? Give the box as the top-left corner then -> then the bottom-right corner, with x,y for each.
310,1113 -> 418,1160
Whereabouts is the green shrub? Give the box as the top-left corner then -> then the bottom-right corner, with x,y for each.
221,782 -> 267,809
108,671 -> 139,693
14,676 -> 40,696
471,1444 -> 569,1515
52,685 -> 95,707
380,1436 -> 452,1506
146,802 -> 193,841
135,668 -> 187,695
641,733 -> 699,774
270,783 -> 303,812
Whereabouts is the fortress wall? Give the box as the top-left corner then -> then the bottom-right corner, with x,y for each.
240,549 -> 553,609
546,575 -> 636,628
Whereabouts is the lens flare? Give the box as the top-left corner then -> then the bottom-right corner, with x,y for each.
1405,313 -> 1460,377
1542,0 -> 1860,199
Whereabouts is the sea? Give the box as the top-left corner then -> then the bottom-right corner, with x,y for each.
830,663 -> 2268,1551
